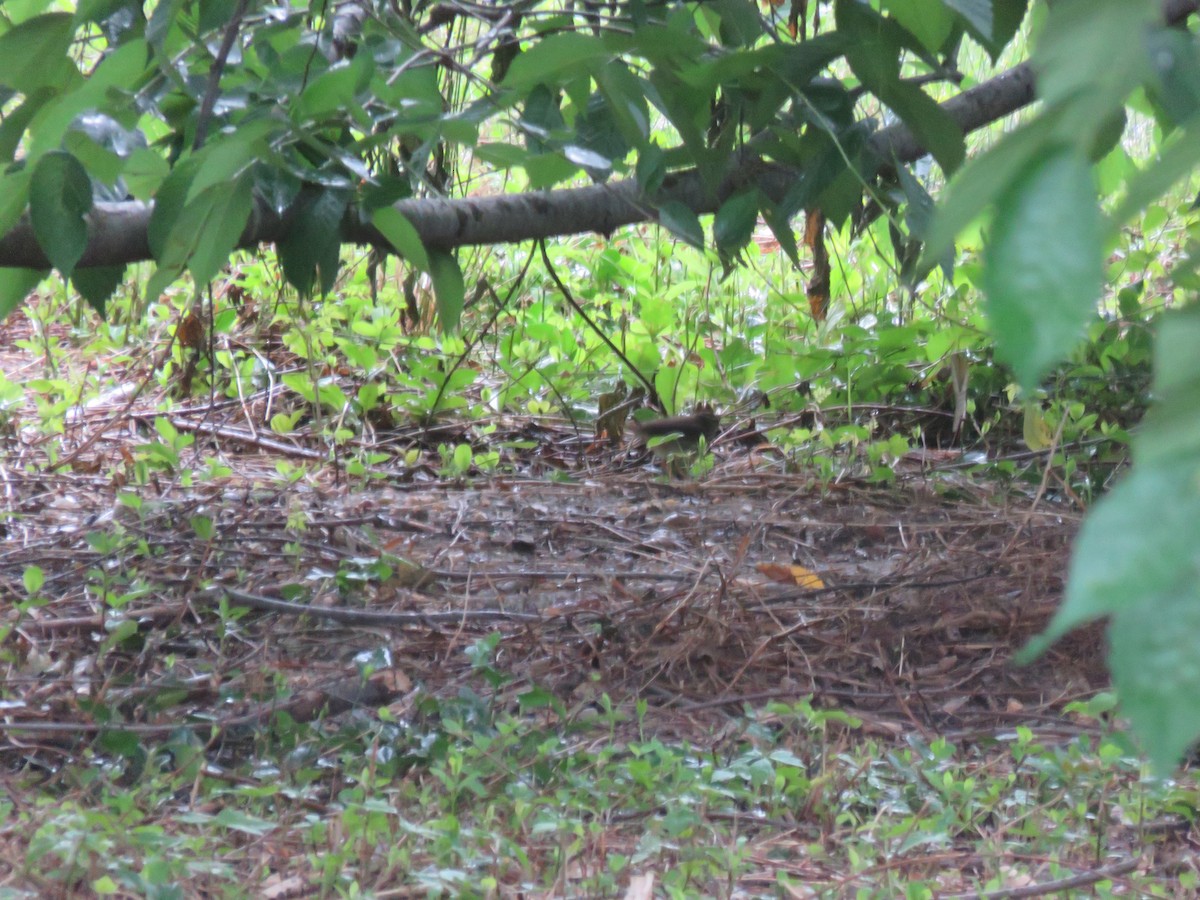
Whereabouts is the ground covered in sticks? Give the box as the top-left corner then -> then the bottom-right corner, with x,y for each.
1,328 -> 1195,897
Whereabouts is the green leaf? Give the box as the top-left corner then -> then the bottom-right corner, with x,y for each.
186,120 -> 279,203
563,143 -> 613,177
839,1 -> 963,173
25,38 -> 151,162
1021,461 -> 1200,660
713,189 -> 761,255
921,115 -> 1057,270
656,200 -> 705,250
72,265 -> 125,317
0,13 -> 79,94
1110,578 -> 1200,772
372,207 -> 430,272
122,148 -> 171,201
147,159 -> 197,262
29,151 -> 93,278
883,0 -> 953,53
501,33 -> 611,92
0,87 -> 55,163
293,54 -> 375,122
636,142 -> 666,194
277,188 -> 348,298
882,80 -> 965,175
1129,309 -> 1200,466
969,0 -> 1027,59
983,148 -> 1102,391
0,169 -> 31,243
523,153 -> 579,190
596,60 -> 651,146
428,250 -> 464,332
0,268 -> 47,320
1034,0 -> 1155,114
183,179 -> 254,286
1144,28 -> 1200,130
944,0 -> 992,37
143,263 -> 185,303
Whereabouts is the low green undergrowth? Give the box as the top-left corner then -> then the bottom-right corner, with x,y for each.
4,677 -> 1196,898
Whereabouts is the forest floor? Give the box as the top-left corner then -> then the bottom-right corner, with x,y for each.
0,317 -> 1194,898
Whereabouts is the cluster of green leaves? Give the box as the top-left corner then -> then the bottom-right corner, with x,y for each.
6,657 -> 1195,897
0,0 -> 1029,318
910,0 -> 1200,771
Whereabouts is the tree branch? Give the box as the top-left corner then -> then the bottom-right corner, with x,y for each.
0,63 -> 1037,270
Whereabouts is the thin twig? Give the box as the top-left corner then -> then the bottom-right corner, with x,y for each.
193,0 -> 252,151
941,857 -> 1140,900
201,585 -> 542,625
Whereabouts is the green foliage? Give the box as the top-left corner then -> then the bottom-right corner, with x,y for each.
3,658 -> 1192,896
1,0 -> 1200,769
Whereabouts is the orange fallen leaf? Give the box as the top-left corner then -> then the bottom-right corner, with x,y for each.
757,562 -> 826,589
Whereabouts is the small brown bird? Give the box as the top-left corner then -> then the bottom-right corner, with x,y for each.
633,408 -> 721,456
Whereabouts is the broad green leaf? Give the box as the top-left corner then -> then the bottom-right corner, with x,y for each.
0,13 -> 79,94
428,250 -> 464,332
1130,308 -> 1200,466
277,188 -> 348,298
501,33 -> 611,92
122,147 -> 171,201
72,265 -> 125,317
372,207 -> 430,272
293,54 -> 374,122
704,0 -> 763,46
198,0 -> 241,33
762,205 -> 801,268
883,0 -> 953,53
945,0 -> 992,37
839,1 -> 963,173
1021,460 -> 1200,660
636,142 -> 666,195
523,153 -> 578,190
881,80 -> 965,175
1110,577 -> 1200,773
473,143 -> 531,170
920,114 -> 1057,270
29,151 -> 93,278
377,57 -> 443,115
147,159 -> 198,262
26,39 -> 153,161
596,61 -> 650,145
0,87 -> 54,163
656,200 -> 705,250
983,148 -> 1102,391
647,68 -> 714,179
713,189 -> 761,255
563,143 -> 612,177
1143,27 -> 1200,130
143,263 -> 185,303
968,0 -> 1026,59
186,120 -> 279,203
145,0 -> 184,54
74,0 -> 136,25
0,169 -> 31,242
1034,0 -> 1154,125
0,268 -> 47,320
63,132 -> 123,187
182,179 -> 254,286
